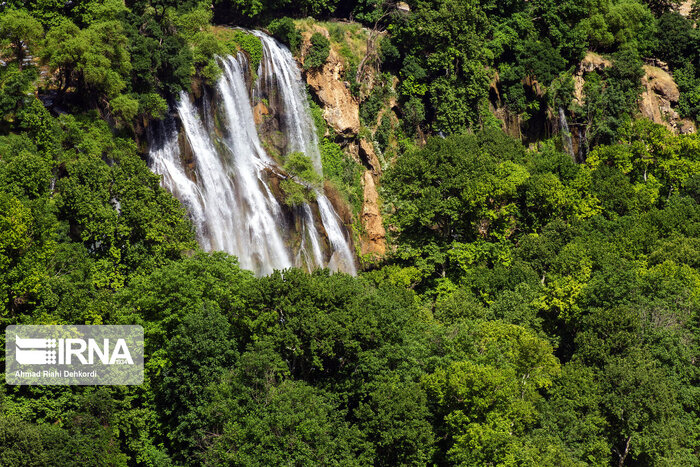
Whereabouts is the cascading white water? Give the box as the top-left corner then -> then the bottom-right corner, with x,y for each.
299,204 -> 325,269
149,32 -> 357,276
215,54 -> 294,274
164,87 -> 293,275
253,31 -> 322,174
149,119 -> 207,240
255,31 -> 357,275
559,107 -> 574,159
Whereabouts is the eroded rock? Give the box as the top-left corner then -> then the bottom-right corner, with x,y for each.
360,170 -> 386,257
359,138 -> 381,174
640,65 -> 696,133
302,30 -> 360,137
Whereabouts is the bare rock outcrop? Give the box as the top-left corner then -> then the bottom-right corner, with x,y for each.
253,101 -> 269,125
359,138 -> 382,174
679,0 -> 693,17
573,52 -> 612,106
302,30 -> 360,137
640,66 -> 696,134
360,170 -> 386,257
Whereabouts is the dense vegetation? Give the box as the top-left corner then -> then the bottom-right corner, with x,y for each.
1,0 -> 699,465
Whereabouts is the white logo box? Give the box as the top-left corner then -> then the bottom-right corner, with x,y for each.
5,325 -> 144,385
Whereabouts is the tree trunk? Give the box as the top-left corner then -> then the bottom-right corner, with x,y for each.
616,436 -> 632,467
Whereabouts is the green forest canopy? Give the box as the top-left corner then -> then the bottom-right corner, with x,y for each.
1,0 -> 699,465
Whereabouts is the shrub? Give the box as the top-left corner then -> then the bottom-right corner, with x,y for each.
304,33 -> 330,70
402,97 -> 425,136
284,152 -> 322,186
138,93 -> 169,120
268,17 -> 301,54
375,114 -> 392,152
280,179 -> 314,206
674,63 -> 700,121
213,29 -> 263,72
110,94 -> 139,129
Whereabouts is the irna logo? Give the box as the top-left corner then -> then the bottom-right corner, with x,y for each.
6,325 -> 144,385
15,335 -> 134,365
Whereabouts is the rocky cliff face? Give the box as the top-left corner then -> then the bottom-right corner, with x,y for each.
640,65 -> 697,134
361,171 -> 386,257
299,24 -> 386,263
490,51 -> 697,160
301,28 -> 360,137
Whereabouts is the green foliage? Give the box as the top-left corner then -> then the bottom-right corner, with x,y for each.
279,152 -> 321,206
155,305 -> 237,461
360,91 -> 382,127
110,94 -> 139,129
267,17 -> 302,54
136,92 -> 168,120
303,32 -> 330,70
0,66 -> 37,123
383,130 -> 533,279
2,2 -> 700,466
582,0 -> 657,55
518,38 -> 567,84
389,0 -> 490,134
655,12 -> 698,70
401,96 -> 425,136
321,138 -> 363,214
279,178 -> 314,207
675,63 -> 700,122
205,377 -> 364,465
582,48 -> 645,148
0,110 -> 195,319
0,391 -> 130,466
42,18 -> 132,99
284,151 -> 322,185
0,9 -> 44,71
213,28 -> 263,73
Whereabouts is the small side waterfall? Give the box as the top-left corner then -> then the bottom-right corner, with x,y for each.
558,107 -> 574,159
148,31 -> 357,276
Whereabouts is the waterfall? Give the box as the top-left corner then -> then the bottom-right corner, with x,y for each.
558,107 -> 574,159
148,118 -> 207,241
255,31 -> 357,275
253,31 -> 322,174
148,32 -> 357,276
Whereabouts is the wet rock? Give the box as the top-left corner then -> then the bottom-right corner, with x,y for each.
253,101 -> 269,125
323,180 -> 353,226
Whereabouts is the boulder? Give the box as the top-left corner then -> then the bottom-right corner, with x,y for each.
679,0 -> 693,17
396,2 -> 411,13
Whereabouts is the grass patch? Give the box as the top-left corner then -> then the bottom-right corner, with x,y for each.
294,19 -> 368,68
